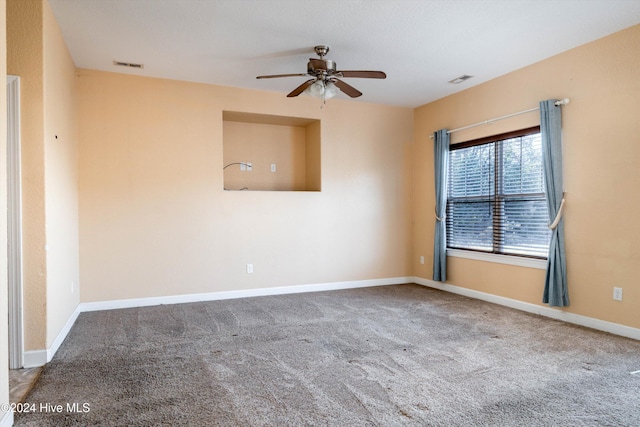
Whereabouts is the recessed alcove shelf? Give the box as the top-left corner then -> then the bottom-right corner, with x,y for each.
223,111 -> 321,192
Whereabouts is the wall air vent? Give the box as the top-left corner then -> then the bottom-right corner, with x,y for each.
448,75 -> 473,84
113,60 -> 144,69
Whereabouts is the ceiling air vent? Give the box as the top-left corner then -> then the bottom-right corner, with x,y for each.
113,60 -> 144,69
448,75 -> 473,84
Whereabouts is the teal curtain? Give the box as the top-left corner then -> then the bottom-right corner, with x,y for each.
540,100 -> 569,306
433,129 -> 449,281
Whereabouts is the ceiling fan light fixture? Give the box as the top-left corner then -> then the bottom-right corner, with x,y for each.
324,81 -> 338,99
306,80 -> 325,97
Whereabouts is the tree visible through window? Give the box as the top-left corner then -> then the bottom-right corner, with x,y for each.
446,127 -> 551,258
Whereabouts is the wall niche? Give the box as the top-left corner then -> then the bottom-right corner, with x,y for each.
223,111 -> 321,192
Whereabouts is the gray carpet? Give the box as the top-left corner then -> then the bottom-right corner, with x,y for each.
15,284 -> 640,426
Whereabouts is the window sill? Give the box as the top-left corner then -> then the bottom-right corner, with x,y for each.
447,249 -> 547,270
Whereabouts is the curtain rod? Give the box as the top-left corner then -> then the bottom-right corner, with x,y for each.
429,98 -> 570,139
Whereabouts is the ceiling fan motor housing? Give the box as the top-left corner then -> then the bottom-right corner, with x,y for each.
308,59 -> 336,76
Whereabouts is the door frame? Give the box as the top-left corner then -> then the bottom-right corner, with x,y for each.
7,75 -> 23,369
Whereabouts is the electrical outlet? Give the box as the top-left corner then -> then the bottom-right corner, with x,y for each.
240,163 -> 246,171
246,264 -> 253,274
613,287 -> 623,301
246,163 -> 252,171
420,256 -> 425,265
271,163 -> 276,172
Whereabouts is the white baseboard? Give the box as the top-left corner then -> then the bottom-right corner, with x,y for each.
22,304 -> 84,368
23,350 -> 48,369
23,277 -> 411,365
47,305 -> 82,362
0,409 -> 14,427
21,275 -> 640,371
413,276 -> 640,341
79,277 -> 413,312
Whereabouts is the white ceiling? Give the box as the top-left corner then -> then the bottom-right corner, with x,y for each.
49,0 -> 640,108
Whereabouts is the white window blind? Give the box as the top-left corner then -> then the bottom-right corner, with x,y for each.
446,127 -> 551,258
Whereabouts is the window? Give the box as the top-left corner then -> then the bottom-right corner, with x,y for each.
446,127 -> 550,258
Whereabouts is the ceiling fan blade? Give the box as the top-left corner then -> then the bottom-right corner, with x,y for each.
287,79 -> 316,97
338,70 -> 386,79
333,79 -> 362,98
256,73 -> 308,79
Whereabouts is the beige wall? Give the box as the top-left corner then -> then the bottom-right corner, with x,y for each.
413,24 -> 640,329
223,121 -> 308,191
77,69 -> 414,302
6,0 -> 79,352
305,121 -> 322,191
7,0 -> 47,351
43,0 -> 79,348
1,0 -> 9,419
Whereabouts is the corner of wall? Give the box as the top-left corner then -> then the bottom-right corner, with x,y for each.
43,0 -> 81,350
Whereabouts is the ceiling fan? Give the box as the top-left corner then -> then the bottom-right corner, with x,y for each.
256,45 -> 386,99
